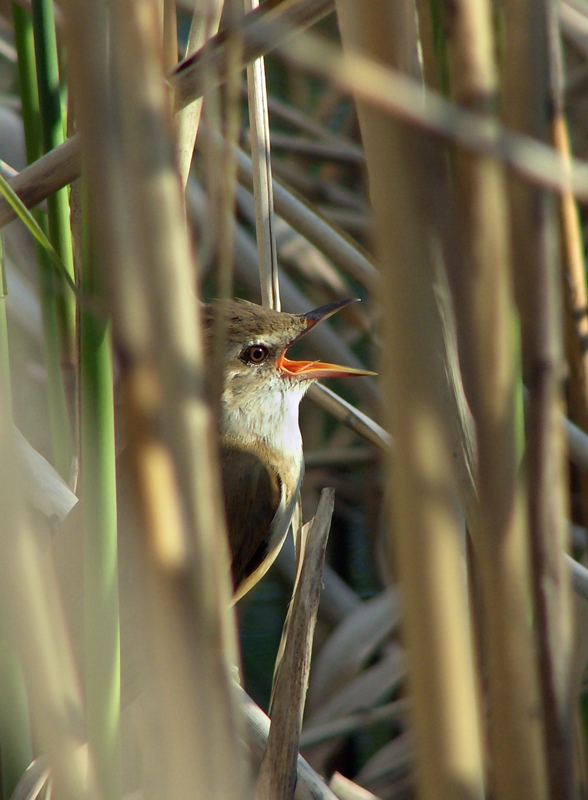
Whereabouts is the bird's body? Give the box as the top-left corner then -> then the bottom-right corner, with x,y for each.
203,298 -> 372,600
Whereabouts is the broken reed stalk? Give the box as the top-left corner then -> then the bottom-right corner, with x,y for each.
171,0 -> 334,111
502,1 -> 574,795
242,690 -> 339,800
176,0 -> 224,189
257,489 -> 335,800
443,0 -> 550,795
334,2 -> 485,799
61,1 -> 248,799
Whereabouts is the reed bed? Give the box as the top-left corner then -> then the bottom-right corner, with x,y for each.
2,1 -> 588,799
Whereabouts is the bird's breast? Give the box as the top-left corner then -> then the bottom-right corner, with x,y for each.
220,384 -> 306,598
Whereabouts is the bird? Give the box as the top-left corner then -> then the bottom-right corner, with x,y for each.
203,297 -> 374,601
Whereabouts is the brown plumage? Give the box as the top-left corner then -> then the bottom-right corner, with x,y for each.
203,298 -> 373,600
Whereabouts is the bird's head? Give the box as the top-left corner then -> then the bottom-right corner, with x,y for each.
203,298 -> 374,448
204,298 -> 372,396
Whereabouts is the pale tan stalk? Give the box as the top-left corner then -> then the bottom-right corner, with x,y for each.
244,0 -> 280,309
557,114 -> 588,523
61,1 -> 248,799
111,0 -> 246,794
206,5 -> 243,407
503,2 -> 574,795
334,3 -> 485,800
443,0 -> 550,795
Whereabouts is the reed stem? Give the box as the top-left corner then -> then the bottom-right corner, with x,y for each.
80,184 -> 121,800
13,2 -> 73,481
31,0 -> 76,362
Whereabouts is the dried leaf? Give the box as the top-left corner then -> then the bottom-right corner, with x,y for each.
308,591 -> 399,711
14,426 -> 78,521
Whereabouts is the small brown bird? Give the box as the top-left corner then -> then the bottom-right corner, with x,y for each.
204,298 -> 374,601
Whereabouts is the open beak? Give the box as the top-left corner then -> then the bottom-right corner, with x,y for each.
277,299 -> 376,380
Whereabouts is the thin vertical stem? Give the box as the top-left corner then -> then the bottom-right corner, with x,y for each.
503,2 -> 574,796
443,0 -> 550,795
31,0 -> 76,362
80,182 -> 121,800
334,3 -> 486,800
209,6 -> 243,405
244,0 -> 280,310
13,3 -> 73,481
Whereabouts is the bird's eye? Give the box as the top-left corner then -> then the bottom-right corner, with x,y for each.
243,344 -> 268,364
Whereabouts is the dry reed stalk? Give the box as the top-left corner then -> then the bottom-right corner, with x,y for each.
243,690 -> 339,800
503,3 -> 574,795
334,3 -> 485,799
257,490 -> 334,800
275,537 -> 361,627
245,0 -> 280,309
203,4 -> 245,410
61,1 -> 248,798
443,0 -> 550,795
0,135 -> 80,227
551,2 -> 588,542
557,110 -> 588,524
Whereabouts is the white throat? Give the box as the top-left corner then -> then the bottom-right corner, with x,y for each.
221,381 -> 307,463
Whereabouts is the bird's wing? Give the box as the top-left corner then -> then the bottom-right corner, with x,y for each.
221,444 -> 283,596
